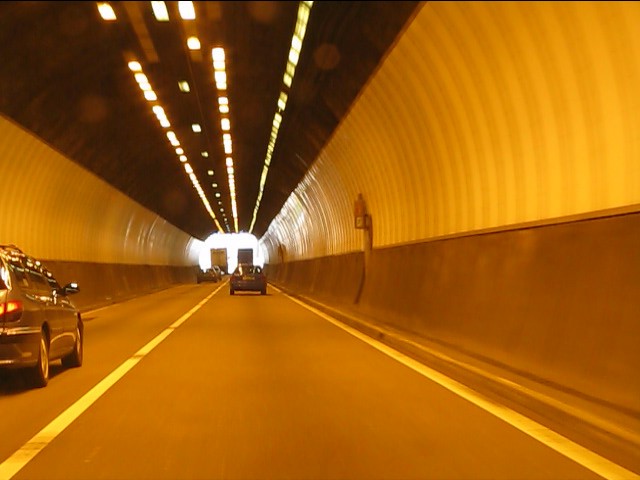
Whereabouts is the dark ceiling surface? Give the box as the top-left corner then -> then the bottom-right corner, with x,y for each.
0,1 -> 421,241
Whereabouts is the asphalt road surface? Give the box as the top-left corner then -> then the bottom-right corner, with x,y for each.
0,282 -> 635,479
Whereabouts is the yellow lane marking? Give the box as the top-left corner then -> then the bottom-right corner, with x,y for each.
0,285 -> 225,480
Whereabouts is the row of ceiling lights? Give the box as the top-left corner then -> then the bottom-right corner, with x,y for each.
98,1 -> 313,236
248,1 -> 314,234
97,1 -> 236,234
129,60 -> 224,232
211,47 -> 239,234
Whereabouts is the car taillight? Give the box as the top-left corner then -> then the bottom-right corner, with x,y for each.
0,300 -> 23,322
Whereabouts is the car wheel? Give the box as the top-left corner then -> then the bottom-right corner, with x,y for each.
230,289 -> 235,295
261,288 -> 266,295
62,322 -> 83,368
29,329 -> 49,388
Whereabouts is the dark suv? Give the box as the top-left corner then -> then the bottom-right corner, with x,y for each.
0,244 -> 83,387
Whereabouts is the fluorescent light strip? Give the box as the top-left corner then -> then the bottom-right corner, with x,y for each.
151,2 -> 169,21
97,2 -> 117,21
249,1 -> 313,233
178,1 -> 196,20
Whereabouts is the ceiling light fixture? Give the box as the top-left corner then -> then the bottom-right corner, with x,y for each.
178,1 -> 196,20
97,2 -> 117,21
151,1 -> 169,21
187,36 -> 201,51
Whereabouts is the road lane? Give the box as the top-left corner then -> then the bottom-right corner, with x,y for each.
1,284 -> 634,479
0,283 -> 222,466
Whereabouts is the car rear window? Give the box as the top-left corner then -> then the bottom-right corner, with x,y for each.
234,265 -> 262,275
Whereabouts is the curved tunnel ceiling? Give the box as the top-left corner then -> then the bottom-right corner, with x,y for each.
0,1 -> 421,241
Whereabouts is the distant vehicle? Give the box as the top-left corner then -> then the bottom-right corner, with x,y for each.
211,265 -> 223,280
0,244 -> 83,387
237,248 -> 254,266
209,248 -> 227,274
197,267 -> 221,283
230,264 -> 266,295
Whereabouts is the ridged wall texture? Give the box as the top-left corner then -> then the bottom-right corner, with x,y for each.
261,2 -> 640,415
261,2 -> 640,259
0,115 -> 202,266
0,115 -> 202,307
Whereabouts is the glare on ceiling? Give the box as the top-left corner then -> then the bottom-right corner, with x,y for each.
178,1 -> 196,20
134,73 -> 148,84
214,71 -> 227,86
151,1 -> 169,21
187,36 -> 201,51
212,48 -> 225,62
97,3 -> 117,21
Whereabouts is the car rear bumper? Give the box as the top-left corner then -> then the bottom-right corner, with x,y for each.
0,327 -> 40,367
230,280 -> 266,291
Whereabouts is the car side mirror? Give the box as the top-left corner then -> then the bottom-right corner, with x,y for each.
62,282 -> 80,295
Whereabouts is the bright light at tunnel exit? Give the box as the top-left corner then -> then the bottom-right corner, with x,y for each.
198,232 -> 264,273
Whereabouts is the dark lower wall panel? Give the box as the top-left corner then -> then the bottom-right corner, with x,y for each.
42,260 -> 198,311
265,252 -> 364,305
268,212 -> 640,415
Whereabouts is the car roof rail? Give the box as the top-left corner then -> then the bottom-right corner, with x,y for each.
0,244 -> 26,257
0,244 -> 24,251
